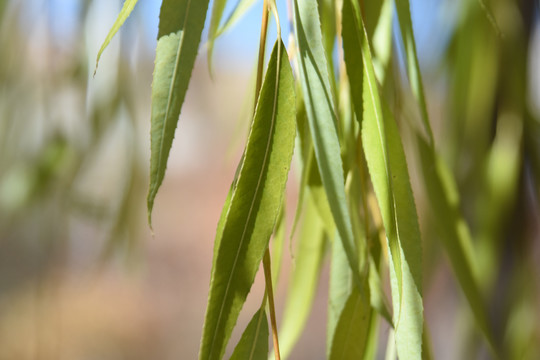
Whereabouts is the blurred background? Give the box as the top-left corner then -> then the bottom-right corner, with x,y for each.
0,0 -> 539,359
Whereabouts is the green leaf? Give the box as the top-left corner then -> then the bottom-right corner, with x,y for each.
393,0 -> 434,144
342,0 -> 424,358
416,134 -> 496,349
229,308 -> 269,360
207,0 -> 228,72
217,0 -> 258,37
199,40 -> 296,360
329,286 -> 372,360
271,205 -> 286,286
95,0 -> 139,74
147,0 -> 210,225
293,0 -> 361,291
278,194 -> 326,359
327,229 -> 352,356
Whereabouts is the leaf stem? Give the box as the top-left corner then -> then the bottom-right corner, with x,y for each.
254,0 -> 270,112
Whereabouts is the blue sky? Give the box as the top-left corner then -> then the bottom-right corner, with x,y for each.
39,0 -> 455,68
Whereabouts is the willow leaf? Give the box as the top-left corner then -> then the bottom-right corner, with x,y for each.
271,205 -> 286,285
394,0 -> 433,144
278,194 -> 326,359
293,0 -> 361,290
217,0 -> 258,37
342,0 -> 423,358
207,0 -> 228,72
230,308 -> 269,360
416,134 -> 496,349
199,41 -> 296,360
95,0 -> 138,73
329,286 -> 372,360
147,0 -> 210,225
327,229 -> 352,356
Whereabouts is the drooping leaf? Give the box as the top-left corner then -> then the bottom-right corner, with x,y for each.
95,0 -> 139,74
327,229 -> 352,356
393,0 -> 433,144
230,308 -> 269,360
217,0 -> 258,37
147,0 -> 210,225
329,285 -> 372,360
278,194 -> 326,359
199,40 -> 296,360
293,0 -> 362,291
416,133 -> 496,350
207,0 -> 229,72
271,204 -> 286,285
342,0 -> 424,358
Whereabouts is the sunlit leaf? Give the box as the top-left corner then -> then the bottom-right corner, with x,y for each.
329,285 -> 371,360
342,0 -> 424,358
199,40 -> 296,360
95,0 -> 139,74
293,0 -> 362,291
207,0 -> 228,72
327,229 -> 352,356
278,195 -> 326,359
230,308 -> 269,360
416,133 -> 496,349
147,0 -> 210,225
393,0 -> 433,144
217,0 -> 258,37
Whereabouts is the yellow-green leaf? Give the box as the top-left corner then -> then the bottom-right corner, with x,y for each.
394,0 -> 434,144
207,0 -> 228,72
278,194 -> 326,359
293,0 -> 362,291
95,0 -> 139,74
342,0 -> 424,358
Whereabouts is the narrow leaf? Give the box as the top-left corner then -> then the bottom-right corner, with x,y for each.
217,0 -> 258,37
327,229 -> 352,356
95,0 -> 139,74
278,194 -> 326,359
329,286 -> 372,360
342,0 -> 424,358
199,41 -> 296,360
293,0 -> 362,291
147,0 -> 210,224
230,308 -> 269,360
207,0 -> 228,72
416,134 -> 496,349
393,0 -> 434,144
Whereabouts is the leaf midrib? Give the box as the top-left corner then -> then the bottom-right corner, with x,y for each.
155,0 -> 193,194
206,42 -> 283,360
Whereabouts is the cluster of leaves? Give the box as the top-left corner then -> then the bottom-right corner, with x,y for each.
98,0 -> 540,359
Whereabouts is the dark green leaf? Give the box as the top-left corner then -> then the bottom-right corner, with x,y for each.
229,308 -> 269,360
147,0 -> 210,225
